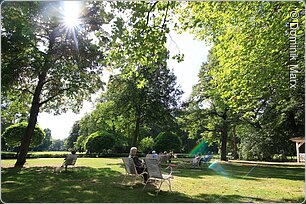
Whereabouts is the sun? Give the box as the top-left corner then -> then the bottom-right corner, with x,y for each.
62,1 -> 82,29
64,13 -> 80,28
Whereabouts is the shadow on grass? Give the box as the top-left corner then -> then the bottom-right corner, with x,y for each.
1,163 -> 304,203
1,166 -> 196,203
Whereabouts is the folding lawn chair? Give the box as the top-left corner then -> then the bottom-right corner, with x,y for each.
192,156 -> 202,168
201,154 -> 213,166
192,155 -> 213,168
158,155 -> 169,164
143,158 -> 173,194
121,157 -> 147,184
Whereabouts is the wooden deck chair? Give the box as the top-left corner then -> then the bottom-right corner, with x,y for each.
63,154 -> 77,171
121,157 -> 147,184
143,158 -> 173,194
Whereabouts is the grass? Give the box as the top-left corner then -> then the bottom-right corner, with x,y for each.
1,158 -> 305,203
2,151 -> 72,154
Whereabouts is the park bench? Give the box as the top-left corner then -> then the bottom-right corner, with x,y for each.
63,154 -> 77,171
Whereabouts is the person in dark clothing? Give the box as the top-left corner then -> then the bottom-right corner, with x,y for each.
168,151 -> 173,163
129,147 -> 148,183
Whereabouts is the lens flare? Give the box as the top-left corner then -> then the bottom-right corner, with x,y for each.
63,1 -> 81,29
189,140 -> 208,157
61,1 -> 83,50
208,161 -> 229,177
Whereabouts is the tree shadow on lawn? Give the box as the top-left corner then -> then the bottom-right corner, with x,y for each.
173,162 -> 304,181
2,164 -> 304,203
1,166 -> 203,203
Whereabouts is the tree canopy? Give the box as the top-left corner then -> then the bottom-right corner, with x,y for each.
176,1 -> 304,160
2,1 -> 304,163
2,122 -> 45,148
1,1 -> 113,166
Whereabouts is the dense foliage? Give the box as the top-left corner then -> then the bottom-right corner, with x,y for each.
2,1 -> 304,163
138,137 -> 155,153
32,128 -> 52,151
2,122 -> 45,148
85,131 -> 116,153
65,121 -> 80,150
176,1 -> 304,160
154,132 -> 182,153
1,1 -> 113,166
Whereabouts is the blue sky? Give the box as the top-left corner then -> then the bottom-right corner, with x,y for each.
37,31 -> 211,140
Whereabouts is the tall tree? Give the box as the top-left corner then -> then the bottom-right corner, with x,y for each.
185,48 -> 239,160
65,121 -> 80,150
104,1 -> 182,146
177,1 -> 304,128
1,1 -> 112,167
177,1 -> 304,160
76,101 -> 129,152
105,63 -> 182,147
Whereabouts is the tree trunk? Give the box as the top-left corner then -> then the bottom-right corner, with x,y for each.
288,111 -> 298,136
132,109 -> 141,147
220,127 -> 228,161
14,73 -> 46,167
111,119 -> 115,134
232,126 -> 239,160
220,112 -> 228,161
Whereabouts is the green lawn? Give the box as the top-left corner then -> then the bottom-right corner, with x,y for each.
1,158 -> 304,203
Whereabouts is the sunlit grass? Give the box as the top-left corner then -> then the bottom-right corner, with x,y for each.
1,158 -> 304,203
2,151 -> 85,155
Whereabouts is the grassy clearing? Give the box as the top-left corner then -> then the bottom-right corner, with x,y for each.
1,158 -> 304,203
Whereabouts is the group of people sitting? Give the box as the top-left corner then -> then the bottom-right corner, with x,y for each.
150,150 -> 173,163
129,147 -> 175,183
129,147 -> 213,182
192,154 -> 212,167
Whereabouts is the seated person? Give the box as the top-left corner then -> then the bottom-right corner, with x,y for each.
129,147 -> 148,183
201,154 -> 212,163
62,150 -> 77,170
192,155 -> 201,167
152,150 -> 158,159
168,151 -> 173,163
159,151 -> 169,163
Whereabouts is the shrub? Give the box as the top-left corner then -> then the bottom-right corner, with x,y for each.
2,122 -> 45,148
85,131 -> 115,153
74,135 -> 87,151
138,137 -> 154,153
154,132 -> 182,153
